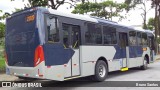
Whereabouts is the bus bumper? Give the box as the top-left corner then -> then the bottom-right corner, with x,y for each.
6,62 -> 45,79
5,61 -> 65,81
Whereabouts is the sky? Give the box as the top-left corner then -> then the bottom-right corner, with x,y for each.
0,0 -> 155,28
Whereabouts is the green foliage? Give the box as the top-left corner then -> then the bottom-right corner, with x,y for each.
72,3 -> 90,14
0,58 -> 5,71
0,8 -> 23,20
0,23 -> 5,39
0,10 -> 9,20
12,0 -> 79,10
28,0 -> 48,7
0,38 -> 5,47
156,37 -> 160,44
12,8 -> 22,13
0,44 -> 5,71
146,17 -> 154,30
124,0 -> 142,11
72,1 -> 128,21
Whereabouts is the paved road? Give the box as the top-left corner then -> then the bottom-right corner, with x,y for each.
1,56 -> 160,90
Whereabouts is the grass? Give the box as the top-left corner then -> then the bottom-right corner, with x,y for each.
0,44 -> 5,72
0,45 -> 4,50
0,57 -> 5,72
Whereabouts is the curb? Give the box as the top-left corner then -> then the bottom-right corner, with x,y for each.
155,58 -> 160,62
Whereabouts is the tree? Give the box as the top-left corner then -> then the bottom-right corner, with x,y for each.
124,0 -> 142,11
125,0 -> 152,29
72,1 -> 128,21
147,17 -> 154,30
0,23 -> 5,38
151,0 -> 160,53
0,10 -> 9,20
0,8 -> 22,20
12,0 -> 80,10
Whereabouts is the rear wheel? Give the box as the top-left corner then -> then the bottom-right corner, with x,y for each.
91,60 -> 108,81
140,57 -> 148,70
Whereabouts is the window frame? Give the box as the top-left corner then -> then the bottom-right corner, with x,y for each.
103,25 -> 117,45
44,14 -> 60,43
136,31 -> 142,46
141,32 -> 148,46
84,22 -> 103,45
129,31 -> 137,46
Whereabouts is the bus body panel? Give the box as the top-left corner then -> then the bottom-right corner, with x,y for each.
5,7 -> 155,81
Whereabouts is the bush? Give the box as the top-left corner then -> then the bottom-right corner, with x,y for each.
0,58 -> 5,72
0,37 -> 4,47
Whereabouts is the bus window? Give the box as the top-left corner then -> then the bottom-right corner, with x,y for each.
119,33 -> 128,48
72,26 -> 80,48
129,31 -> 137,45
103,26 -> 117,45
62,24 -> 70,48
142,33 -> 148,46
137,32 -> 142,45
46,15 -> 59,42
85,23 -> 102,44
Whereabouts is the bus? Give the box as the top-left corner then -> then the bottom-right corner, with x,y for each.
5,7 -> 156,81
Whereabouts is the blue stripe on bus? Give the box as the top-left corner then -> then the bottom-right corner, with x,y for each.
129,46 -> 143,58
113,45 -> 143,59
113,45 -> 126,59
136,46 -> 143,57
129,46 -> 137,58
43,43 -> 75,66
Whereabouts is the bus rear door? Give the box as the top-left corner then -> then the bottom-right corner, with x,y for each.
63,24 -> 81,77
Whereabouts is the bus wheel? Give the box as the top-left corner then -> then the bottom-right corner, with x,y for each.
92,60 -> 108,81
140,57 -> 148,70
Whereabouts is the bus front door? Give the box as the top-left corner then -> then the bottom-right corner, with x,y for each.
63,24 -> 81,77
119,33 -> 129,69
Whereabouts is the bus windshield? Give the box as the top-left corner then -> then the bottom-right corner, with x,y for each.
5,11 -> 39,67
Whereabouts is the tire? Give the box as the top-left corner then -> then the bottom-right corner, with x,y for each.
91,60 -> 108,81
140,57 -> 148,70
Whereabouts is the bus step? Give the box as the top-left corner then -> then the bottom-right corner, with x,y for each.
121,67 -> 128,71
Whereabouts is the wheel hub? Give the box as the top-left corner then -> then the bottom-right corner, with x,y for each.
98,65 -> 106,77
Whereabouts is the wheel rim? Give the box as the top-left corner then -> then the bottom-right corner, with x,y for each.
98,65 -> 106,77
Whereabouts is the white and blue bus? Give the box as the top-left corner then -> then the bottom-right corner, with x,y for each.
5,7 -> 155,81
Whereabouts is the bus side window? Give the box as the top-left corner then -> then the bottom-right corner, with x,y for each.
137,32 -> 142,45
72,26 -> 80,49
46,15 -> 59,42
85,23 -> 102,44
129,31 -> 137,46
62,24 -> 70,48
142,33 -> 148,46
103,26 -> 117,45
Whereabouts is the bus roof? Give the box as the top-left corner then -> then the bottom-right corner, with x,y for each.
9,7 -> 153,33
48,8 -> 98,23
48,8 -> 136,30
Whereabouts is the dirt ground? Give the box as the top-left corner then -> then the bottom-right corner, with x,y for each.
0,73 -> 18,81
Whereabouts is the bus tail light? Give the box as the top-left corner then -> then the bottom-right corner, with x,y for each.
4,52 -> 8,65
34,45 -> 44,67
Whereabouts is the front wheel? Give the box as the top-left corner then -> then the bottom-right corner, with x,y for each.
91,60 -> 108,81
140,57 -> 148,70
